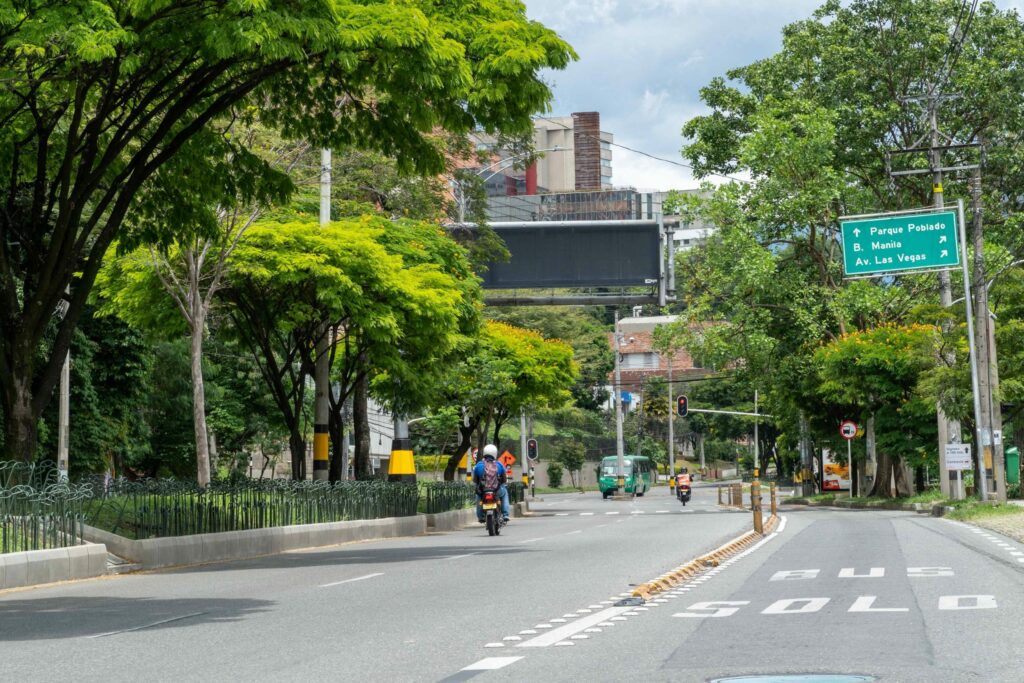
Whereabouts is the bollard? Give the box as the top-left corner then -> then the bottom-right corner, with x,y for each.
732,483 -> 742,507
717,485 -> 722,505
752,480 -> 763,534
770,482 -> 777,517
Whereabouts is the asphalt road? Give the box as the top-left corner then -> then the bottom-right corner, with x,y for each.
0,485 -> 752,682
471,506 -> 1024,683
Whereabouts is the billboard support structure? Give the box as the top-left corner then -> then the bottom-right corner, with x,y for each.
467,219 -> 676,307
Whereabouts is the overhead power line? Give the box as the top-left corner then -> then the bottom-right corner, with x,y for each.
533,114 -> 750,185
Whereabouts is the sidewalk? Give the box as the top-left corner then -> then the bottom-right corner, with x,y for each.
969,508 -> 1024,544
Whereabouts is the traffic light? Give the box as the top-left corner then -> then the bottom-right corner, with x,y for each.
676,395 -> 688,417
527,438 -> 538,460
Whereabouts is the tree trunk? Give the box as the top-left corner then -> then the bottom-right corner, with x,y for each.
2,361 -> 38,465
894,460 -> 914,497
189,307 -> 212,487
328,406 -> 346,482
288,430 -> 306,480
863,414 -> 877,495
444,422 -> 475,481
353,374 -> 371,479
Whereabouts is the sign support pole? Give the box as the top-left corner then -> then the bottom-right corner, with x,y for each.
958,199 -> 988,501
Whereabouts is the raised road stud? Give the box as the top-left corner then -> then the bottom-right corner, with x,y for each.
387,437 -> 416,483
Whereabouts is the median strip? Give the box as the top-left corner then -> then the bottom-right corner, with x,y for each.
630,514 -> 780,599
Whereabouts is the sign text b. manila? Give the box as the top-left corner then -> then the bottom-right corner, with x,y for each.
841,210 -> 959,277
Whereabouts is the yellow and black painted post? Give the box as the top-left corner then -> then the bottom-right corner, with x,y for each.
457,452 -> 468,480
751,480 -> 763,534
312,328 -> 330,481
387,416 -> 416,483
770,482 -> 777,517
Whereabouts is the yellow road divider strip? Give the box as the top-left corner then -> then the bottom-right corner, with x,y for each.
631,514 -> 779,599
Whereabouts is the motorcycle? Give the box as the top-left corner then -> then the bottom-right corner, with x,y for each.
677,480 -> 692,506
480,488 -> 506,536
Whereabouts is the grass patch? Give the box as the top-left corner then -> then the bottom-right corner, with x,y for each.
946,500 -> 1024,521
533,485 -> 600,495
784,493 -> 837,504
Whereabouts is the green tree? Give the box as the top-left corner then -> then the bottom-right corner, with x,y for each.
436,321 -> 578,480
223,218 -> 471,479
0,0 -> 575,462
814,324 -> 937,497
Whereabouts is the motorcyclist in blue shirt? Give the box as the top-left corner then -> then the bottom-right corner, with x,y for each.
473,444 -> 510,523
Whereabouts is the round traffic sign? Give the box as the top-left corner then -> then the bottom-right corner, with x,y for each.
840,420 -> 858,440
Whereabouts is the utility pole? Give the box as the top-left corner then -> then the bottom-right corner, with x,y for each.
613,311 -> 626,492
667,357 -> 675,488
313,148 -> 332,480
54,290 -> 70,482
753,389 -> 759,476
970,169 -> 1006,501
520,408 -> 529,487
889,92 -> 980,497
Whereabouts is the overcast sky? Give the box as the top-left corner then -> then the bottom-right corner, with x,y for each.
523,0 -> 1024,192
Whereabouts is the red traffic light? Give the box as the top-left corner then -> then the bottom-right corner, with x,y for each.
527,438 -> 538,460
676,395 -> 688,417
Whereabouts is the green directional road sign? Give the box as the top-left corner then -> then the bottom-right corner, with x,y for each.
840,210 -> 959,277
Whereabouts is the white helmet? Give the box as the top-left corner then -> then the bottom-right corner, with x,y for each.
483,444 -> 499,459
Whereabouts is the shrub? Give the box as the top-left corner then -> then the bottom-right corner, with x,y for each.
547,461 -> 564,488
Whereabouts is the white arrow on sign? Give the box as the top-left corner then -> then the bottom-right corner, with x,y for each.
940,250 -> 948,258
852,228 -> 861,237
939,235 -> 947,243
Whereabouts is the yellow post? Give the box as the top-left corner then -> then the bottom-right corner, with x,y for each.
752,480 -> 763,534
770,482 -> 777,517
387,436 -> 416,484
457,452 -> 468,480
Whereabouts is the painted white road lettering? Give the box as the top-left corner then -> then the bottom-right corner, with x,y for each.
938,595 -> 997,610
907,567 -> 954,577
848,596 -> 908,613
770,569 -> 820,581
839,567 -> 884,578
673,601 -> 750,618
762,598 -> 830,615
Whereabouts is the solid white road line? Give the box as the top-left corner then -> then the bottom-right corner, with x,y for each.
319,572 -> 384,588
460,656 -> 523,671
443,553 -> 479,560
517,607 -> 632,648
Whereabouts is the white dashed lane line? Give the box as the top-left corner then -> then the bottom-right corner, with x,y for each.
945,519 -> 1024,564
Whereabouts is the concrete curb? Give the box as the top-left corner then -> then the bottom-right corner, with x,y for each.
0,543 -> 108,590
82,515 -> 427,571
785,499 -> 936,513
631,515 -> 779,599
426,508 -> 477,531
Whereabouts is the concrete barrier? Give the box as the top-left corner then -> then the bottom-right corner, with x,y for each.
426,508 -> 477,531
82,515 -> 428,571
0,544 -> 108,590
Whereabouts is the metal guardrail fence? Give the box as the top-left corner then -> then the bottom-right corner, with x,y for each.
422,482 -> 475,514
507,481 -> 525,504
83,478 -> 420,540
0,462 -> 88,553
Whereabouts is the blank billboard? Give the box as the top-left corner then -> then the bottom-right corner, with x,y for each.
480,221 -> 661,289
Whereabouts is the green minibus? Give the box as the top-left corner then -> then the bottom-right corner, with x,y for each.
599,455 -> 653,498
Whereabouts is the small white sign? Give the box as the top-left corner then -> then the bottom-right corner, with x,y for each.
945,444 -> 972,471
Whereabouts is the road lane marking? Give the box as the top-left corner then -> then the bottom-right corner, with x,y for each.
771,569 -> 820,581
605,511 -> 620,515
319,572 -> 384,588
849,596 -> 908,613
839,567 -> 885,578
443,553 -> 479,561
762,598 -> 830,614
555,513 -> 569,516
518,537 -> 544,544
517,607 -> 632,647
938,595 -> 997,610
484,643 -> 505,648
462,657 -> 523,671
565,530 -> 582,535
88,612 -> 206,638
580,512 -> 594,516
673,601 -> 749,618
